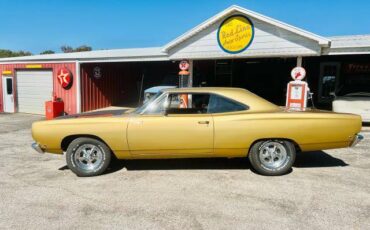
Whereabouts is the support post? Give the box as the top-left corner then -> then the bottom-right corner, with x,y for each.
75,60 -> 81,113
297,56 -> 303,67
189,60 -> 193,87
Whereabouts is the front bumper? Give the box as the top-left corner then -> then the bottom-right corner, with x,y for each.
351,134 -> 364,147
31,142 -> 45,154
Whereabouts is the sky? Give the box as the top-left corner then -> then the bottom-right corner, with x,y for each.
0,0 -> 369,54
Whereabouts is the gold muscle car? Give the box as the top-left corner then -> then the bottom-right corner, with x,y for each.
31,87 -> 364,177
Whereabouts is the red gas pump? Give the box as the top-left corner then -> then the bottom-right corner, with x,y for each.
45,94 -> 64,120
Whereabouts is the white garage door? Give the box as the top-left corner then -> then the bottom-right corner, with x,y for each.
16,70 -> 53,114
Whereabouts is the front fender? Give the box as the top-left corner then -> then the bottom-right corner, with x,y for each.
32,117 -> 129,154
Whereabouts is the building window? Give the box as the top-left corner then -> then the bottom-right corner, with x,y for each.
6,78 -> 13,95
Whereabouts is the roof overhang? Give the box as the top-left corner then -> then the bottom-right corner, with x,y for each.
0,47 -> 169,63
322,35 -> 370,55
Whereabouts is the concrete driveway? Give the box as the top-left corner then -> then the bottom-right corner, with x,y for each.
0,113 -> 369,229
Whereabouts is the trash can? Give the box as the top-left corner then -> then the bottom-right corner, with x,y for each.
45,97 -> 64,120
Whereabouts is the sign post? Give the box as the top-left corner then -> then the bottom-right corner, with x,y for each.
179,60 -> 190,88
178,60 -> 190,108
286,67 -> 310,110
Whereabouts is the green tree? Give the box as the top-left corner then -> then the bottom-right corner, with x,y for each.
61,46 -> 74,53
61,45 -> 92,53
75,45 -> 92,52
0,49 -> 32,58
40,50 -> 55,55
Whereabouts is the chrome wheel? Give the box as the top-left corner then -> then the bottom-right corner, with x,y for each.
258,141 -> 288,170
74,144 -> 104,171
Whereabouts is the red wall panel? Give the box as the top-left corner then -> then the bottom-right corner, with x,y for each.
81,63 -> 142,112
80,62 -> 178,112
0,62 -> 77,114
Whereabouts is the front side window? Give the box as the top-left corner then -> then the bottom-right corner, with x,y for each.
207,94 -> 247,113
166,93 -> 210,114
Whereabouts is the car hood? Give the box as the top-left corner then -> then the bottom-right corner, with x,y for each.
56,109 -> 133,120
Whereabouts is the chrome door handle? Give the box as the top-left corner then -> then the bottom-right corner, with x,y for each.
198,121 -> 210,125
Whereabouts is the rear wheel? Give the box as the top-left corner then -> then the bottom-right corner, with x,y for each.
66,137 -> 111,177
249,140 -> 296,176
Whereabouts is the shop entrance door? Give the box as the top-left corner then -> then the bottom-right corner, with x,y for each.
2,77 -> 15,113
214,60 -> 233,86
319,62 -> 341,104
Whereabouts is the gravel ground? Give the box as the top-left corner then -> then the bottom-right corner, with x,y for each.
0,113 -> 369,230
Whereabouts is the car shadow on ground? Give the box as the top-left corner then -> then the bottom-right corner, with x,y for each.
294,151 -> 348,168
59,150 -> 348,175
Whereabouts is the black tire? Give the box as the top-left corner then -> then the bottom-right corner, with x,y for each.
249,140 -> 296,176
66,137 -> 111,177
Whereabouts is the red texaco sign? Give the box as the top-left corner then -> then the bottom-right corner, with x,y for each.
290,67 -> 306,81
57,67 -> 73,89
179,60 -> 190,71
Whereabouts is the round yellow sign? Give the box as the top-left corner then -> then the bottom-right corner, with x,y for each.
217,15 -> 254,54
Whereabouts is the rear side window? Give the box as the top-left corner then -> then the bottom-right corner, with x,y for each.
208,94 -> 247,113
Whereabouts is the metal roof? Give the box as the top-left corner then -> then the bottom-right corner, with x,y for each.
329,35 -> 370,48
324,35 -> 370,55
0,47 -> 168,63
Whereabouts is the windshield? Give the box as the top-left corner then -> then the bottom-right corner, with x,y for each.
133,91 -> 163,114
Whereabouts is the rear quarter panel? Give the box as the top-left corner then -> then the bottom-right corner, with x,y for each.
213,111 -> 362,156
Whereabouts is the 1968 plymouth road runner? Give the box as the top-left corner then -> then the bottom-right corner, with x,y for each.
31,88 -> 363,177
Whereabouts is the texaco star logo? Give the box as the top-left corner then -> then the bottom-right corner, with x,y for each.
57,67 -> 73,89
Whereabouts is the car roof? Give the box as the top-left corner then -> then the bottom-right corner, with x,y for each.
162,87 -> 280,112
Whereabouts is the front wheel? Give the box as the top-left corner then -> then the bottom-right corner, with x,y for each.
249,140 -> 296,176
66,137 -> 111,177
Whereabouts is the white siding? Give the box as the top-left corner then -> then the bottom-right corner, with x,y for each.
16,70 -> 53,114
168,15 -> 321,59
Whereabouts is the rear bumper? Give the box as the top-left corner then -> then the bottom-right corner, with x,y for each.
31,142 -> 45,154
351,134 -> 364,147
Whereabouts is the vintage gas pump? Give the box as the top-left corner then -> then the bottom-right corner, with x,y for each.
286,67 -> 310,110
178,60 -> 190,108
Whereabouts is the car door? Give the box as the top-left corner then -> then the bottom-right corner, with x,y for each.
208,94 -> 250,157
127,93 -> 214,157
